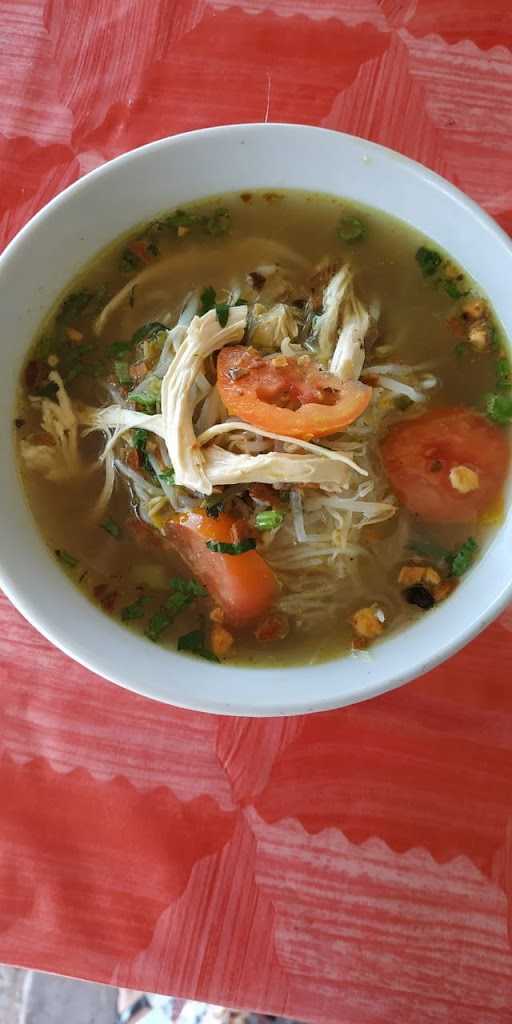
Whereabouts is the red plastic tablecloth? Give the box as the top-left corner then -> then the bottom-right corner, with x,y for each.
2,2 -> 512,1021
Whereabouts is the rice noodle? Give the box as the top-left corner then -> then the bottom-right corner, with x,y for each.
92,445 -> 117,519
376,377 -> 426,402
114,458 -> 162,500
265,479 -> 400,630
365,360 -> 439,377
290,489 -> 307,543
197,420 -> 365,474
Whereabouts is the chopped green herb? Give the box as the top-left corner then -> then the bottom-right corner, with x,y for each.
165,208 -> 196,231
120,248 -> 141,272
55,548 -> 78,568
121,595 -> 151,621
58,290 -> 94,322
169,577 -> 207,597
145,608 -> 172,642
109,340 -> 133,358
145,578 -> 206,643
448,537 -> 478,577
45,329 -> 104,385
114,361 -> 132,385
164,206 -> 230,238
101,517 -> 121,539
485,392 -> 512,425
132,427 -> 156,473
158,467 -> 176,485
165,576 -> 206,616
337,216 -> 365,242
146,240 -> 159,257
202,207 -> 231,237
490,325 -> 500,352
130,375 -> 162,413
215,302 -> 230,328
177,629 -> 220,662
255,509 -> 284,531
133,428 -> 149,450
133,393 -> 158,413
409,535 -> 479,577
131,321 -> 168,344
166,592 -> 192,616
199,286 -> 217,316
198,286 -> 239,325
443,280 -> 468,300
206,538 -> 256,555
454,342 -> 469,358
416,247 -> 442,277
496,357 -> 512,391
394,395 -> 413,411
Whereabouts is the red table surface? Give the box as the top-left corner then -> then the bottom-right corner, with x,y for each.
2,2 -> 512,1021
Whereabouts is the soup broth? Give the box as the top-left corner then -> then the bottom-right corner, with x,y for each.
17,190 -> 511,666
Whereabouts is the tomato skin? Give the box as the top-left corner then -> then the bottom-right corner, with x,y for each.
217,347 -> 371,440
380,407 -> 510,523
163,509 -> 278,627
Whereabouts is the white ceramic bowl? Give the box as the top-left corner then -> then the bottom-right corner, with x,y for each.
1,124 -> 511,716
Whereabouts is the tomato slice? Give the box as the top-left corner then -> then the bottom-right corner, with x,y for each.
163,509 -> 278,627
380,407 -> 509,522
217,346 -> 371,440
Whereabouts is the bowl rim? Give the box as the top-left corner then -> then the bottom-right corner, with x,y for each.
1,121 -> 512,717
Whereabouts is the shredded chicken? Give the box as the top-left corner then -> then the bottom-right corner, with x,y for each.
20,372 -> 81,481
330,287 -> 370,382
248,302 -> 300,350
195,386 -> 226,435
160,306 -> 247,494
80,404 -> 165,440
82,410 -> 361,490
308,263 -> 371,383
203,445 -> 352,488
314,266 -> 352,364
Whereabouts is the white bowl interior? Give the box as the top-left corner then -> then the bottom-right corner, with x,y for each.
1,124 -> 512,715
